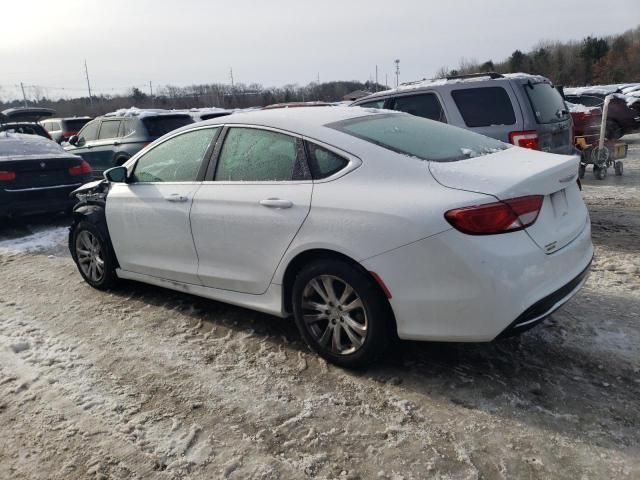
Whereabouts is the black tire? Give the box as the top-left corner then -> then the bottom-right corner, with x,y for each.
605,120 -> 622,140
71,221 -> 118,290
593,165 -> 607,180
614,161 -> 623,176
292,259 -> 392,368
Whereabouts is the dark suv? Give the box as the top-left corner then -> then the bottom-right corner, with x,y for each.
563,89 -> 640,139
351,72 -> 574,155
65,109 -> 194,177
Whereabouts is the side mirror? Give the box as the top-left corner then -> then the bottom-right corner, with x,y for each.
68,135 -> 79,146
104,166 -> 128,183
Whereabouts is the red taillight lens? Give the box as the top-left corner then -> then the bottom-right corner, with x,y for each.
68,160 -> 92,177
445,195 -> 544,235
509,131 -> 539,150
0,171 -> 16,182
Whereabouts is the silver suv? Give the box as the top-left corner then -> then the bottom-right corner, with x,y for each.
351,72 -> 574,155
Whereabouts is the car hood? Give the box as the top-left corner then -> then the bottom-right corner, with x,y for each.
1,107 -> 56,123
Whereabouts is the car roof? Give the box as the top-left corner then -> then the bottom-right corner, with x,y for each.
353,72 -> 550,103
45,117 -> 93,122
103,107 -> 192,119
190,106 -> 388,139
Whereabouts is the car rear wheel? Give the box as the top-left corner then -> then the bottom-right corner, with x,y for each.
292,259 -> 391,368
72,221 -> 118,290
614,161 -> 623,176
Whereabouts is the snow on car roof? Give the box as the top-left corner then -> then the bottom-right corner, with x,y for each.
0,131 -> 72,157
564,86 -> 621,96
357,72 -> 549,100
104,107 -> 192,118
566,102 -> 599,113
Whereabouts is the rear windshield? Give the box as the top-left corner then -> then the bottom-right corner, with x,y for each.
0,133 -> 65,156
64,119 -> 91,132
142,115 -> 194,137
328,113 -> 509,162
524,82 -> 568,124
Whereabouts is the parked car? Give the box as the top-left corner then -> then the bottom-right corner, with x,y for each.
0,132 -> 92,217
0,107 -> 55,140
564,88 -> 640,139
68,107 -> 593,368
187,108 -> 234,122
566,102 -> 602,141
351,72 -> 574,155
65,108 -> 194,177
41,117 -> 92,143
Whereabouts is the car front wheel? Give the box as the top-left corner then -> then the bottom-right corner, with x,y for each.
292,259 -> 392,368
71,221 -> 118,290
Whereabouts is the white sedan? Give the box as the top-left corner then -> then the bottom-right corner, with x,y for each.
69,107 -> 593,368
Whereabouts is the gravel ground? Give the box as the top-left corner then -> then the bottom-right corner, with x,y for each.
1,135 -> 639,480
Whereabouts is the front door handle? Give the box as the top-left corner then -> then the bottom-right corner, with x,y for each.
259,198 -> 293,209
166,193 -> 188,203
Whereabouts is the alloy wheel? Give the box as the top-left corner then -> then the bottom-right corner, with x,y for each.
75,230 -> 105,283
301,275 -> 368,355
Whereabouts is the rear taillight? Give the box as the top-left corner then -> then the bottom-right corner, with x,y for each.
445,195 -> 544,235
509,131 -> 539,150
68,160 -> 92,177
0,171 -> 16,182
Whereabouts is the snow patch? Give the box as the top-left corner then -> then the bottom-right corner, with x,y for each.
0,226 -> 68,255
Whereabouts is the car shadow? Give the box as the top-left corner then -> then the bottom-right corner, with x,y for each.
105,279 -> 639,452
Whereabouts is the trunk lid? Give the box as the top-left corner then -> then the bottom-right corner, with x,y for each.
429,147 -> 588,253
1,155 -> 85,189
1,107 -> 56,123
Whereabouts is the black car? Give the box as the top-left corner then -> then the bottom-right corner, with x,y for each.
65,109 -> 194,177
0,107 -> 55,140
0,132 -> 92,217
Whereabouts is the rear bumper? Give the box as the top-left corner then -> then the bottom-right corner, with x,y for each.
362,218 -> 593,342
0,183 -> 82,217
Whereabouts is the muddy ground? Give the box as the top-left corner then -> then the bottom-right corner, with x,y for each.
0,135 -> 639,479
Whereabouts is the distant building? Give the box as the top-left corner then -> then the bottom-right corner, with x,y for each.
342,90 -> 371,102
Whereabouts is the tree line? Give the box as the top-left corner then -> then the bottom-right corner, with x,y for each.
437,26 -> 640,87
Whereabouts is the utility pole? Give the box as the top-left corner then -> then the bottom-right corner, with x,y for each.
20,82 -> 28,107
230,67 -> 234,89
385,74 -> 389,88
149,80 -> 154,106
84,60 -> 93,107
375,65 -> 378,92
394,59 -> 400,87
317,72 -> 320,84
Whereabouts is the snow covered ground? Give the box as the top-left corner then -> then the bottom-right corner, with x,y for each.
1,136 -> 639,479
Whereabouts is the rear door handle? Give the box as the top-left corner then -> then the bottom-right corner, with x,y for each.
166,193 -> 188,202
259,198 -> 293,209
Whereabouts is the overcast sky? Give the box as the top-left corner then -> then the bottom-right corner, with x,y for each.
1,0 -> 638,100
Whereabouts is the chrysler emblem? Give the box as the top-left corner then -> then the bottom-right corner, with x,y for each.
40,162 -> 46,169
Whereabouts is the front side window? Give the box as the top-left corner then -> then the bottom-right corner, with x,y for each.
131,128 -> 219,183
98,120 -> 121,140
390,93 -> 447,122
306,142 -> 348,179
357,100 -> 385,109
215,128 -> 298,182
328,113 -> 509,162
451,87 -> 516,127
77,120 -> 100,145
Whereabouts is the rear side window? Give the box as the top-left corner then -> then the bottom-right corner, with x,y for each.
215,128 -> 298,181
328,113 -> 509,162
98,120 -> 121,139
120,119 -> 137,137
524,82 -> 568,124
142,115 -> 194,138
451,87 -> 516,127
390,93 -> 446,122
306,143 -> 348,179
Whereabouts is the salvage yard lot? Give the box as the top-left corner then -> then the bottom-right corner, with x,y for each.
1,137 -> 639,479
